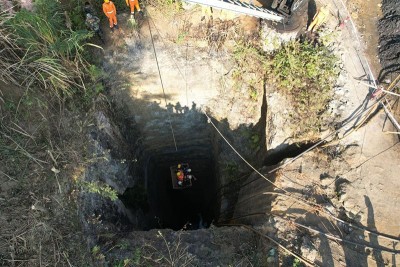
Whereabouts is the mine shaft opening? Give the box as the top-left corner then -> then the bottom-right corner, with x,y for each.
118,123 -> 321,231
146,152 -> 217,231
120,142 -> 219,231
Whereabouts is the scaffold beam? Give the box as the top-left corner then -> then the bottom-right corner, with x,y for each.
183,0 -> 285,22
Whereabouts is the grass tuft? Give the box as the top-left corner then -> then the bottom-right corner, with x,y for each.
267,40 -> 339,137
232,39 -> 339,138
0,1 -> 92,97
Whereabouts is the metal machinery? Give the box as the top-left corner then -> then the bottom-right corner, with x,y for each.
183,0 -> 309,26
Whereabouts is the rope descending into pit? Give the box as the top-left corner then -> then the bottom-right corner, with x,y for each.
203,111 -> 400,244
203,112 -> 283,190
218,223 -> 316,267
147,18 -> 178,151
147,13 -> 189,107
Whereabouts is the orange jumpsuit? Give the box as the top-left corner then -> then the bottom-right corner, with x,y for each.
126,0 -> 141,14
103,1 -> 117,28
176,171 -> 184,184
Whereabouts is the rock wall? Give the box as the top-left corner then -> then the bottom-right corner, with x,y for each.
79,101 -> 142,249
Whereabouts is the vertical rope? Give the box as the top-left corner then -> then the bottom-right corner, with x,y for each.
185,42 -> 189,107
147,19 -> 178,151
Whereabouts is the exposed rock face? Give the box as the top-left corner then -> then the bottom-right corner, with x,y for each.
87,111 -> 135,194
77,0 -> 400,265
79,104 -> 142,247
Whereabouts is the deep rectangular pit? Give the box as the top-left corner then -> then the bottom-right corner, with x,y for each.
121,145 -> 218,231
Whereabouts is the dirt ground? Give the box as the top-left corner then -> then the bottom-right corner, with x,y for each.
270,0 -> 400,265
1,0 -> 399,265
346,0 -> 382,77
99,0 -> 400,265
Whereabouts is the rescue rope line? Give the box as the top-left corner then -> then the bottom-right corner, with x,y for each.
220,213 -> 400,254
204,108 -> 400,243
218,223 -> 316,267
203,112 -> 285,191
147,14 -> 188,87
147,18 -> 178,151
148,11 -> 191,108
231,190 -> 400,243
185,42 -> 189,107
333,0 -> 377,89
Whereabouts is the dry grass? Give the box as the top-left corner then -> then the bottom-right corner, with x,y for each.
0,87 -> 93,266
0,7 -> 91,97
0,3 -> 96,265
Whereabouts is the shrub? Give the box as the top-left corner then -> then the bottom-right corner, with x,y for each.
0,0 -> 92,96
231,39 -> 338,138
267,40 -> 339,137
81,181 -> 118,201
145,0 -> 182,17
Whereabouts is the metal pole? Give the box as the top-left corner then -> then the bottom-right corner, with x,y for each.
183,0 -> 284,22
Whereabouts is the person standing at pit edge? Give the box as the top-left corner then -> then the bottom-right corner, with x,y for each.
102,0 -> 118,31
126,0 -> 142,17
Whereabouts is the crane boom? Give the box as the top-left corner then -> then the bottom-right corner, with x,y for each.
183,0 -> 285,22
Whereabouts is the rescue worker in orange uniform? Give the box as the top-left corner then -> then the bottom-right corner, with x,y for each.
176,170 -> 184,186
102,0 -> 118,30
126,0 -> 141,16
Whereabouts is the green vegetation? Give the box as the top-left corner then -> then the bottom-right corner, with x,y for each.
269,40 -> 338,137
250,133 -> 260,149
292,258 -> 303,267
249,86 -> 258,101
0,0 -> 105,265
133,247 -> 142,265
224,161 -> 239,180
146,0 -> 183,17
2,1 -> 92,96
233,41 -> 265,78
232,39 -> 338,138
81,181 -> 119,200
92,245 -> 106,260
232,41 -> 265,99
176,31 -> 188,44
